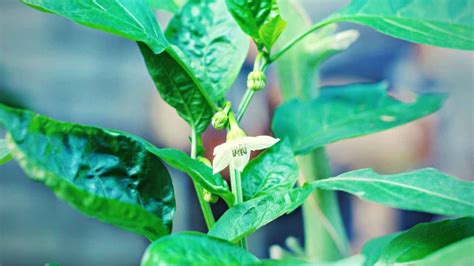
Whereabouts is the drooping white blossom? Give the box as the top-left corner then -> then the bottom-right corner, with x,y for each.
212,136 -> 279,174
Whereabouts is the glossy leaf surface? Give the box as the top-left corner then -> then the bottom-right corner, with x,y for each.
209,184 -> 314,242
0,139 -> 13,165
0,104 -> 175,240
332,0 -> 474,50
241,139 -> 298,201
22,0 -> 168,53
166,0 -> 249,100
148,148 -> 234,206
311,168 -> 474,217
226,0 -> 278,40
141,232 -> 259,266
272,82 -> 447,154
379,217 -> 474,264
139,45 -> 215,133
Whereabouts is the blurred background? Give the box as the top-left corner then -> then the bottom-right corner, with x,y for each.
0,0 -> 473,265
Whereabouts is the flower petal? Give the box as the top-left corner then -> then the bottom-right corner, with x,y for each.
213,141 -> 233,156
212,149 -> 232,174
230,152 -> 251,172
241,136 -> 280,151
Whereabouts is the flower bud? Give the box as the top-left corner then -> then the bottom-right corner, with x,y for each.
203,189 -> 218,203
247,71 -> 266,91
211,110 -> 228,130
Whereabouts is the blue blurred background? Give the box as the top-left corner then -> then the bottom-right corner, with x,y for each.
1,0 -> 473,265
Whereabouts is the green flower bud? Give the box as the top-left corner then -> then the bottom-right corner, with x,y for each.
203,189 -> 218,203
247,71 -> 266,91
211,110 -> 228,130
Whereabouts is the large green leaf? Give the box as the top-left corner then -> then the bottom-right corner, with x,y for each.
272,82 -> 447,154
166,0 -> 249,100
147,148 -> 234,206
22,0 -> 168,54
241,139 -> 298,201
311,168 -> 474,217
225,0 -> 285,48
0,104 -> 175,241
141,232 -> 259,266
331,0 -> 474,50
378,217 -> 474,264
0,139 -> 13,165
408,237 -> 474,266
208,184 -> 315,242
361,233 -> 400,266
139,45 -> 216,133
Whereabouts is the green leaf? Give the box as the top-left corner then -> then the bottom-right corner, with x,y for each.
146,0 -> 187,13
0,139 -> 13,165
331,0 -> 474,50
241,139 -> 298,201
311,168 -> 474,217
147,148 -> 234,206
259,14 -> 287,51
225,0 -> 284,47
208,184 -> 315,242
166,0 -> 249,100
408,237 -> 474,266
0,103 -> 175,241
141,232 -> 259,266
272,82 -> 447,154
379,217 -> 474,264
139,44 -> 216,133
22,0 -> 169,54
361,233 -> 400,266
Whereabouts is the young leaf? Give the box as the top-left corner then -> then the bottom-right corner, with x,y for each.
361,233 -> 401,266
147,148 -> 234,206
408,237 -> 474,266
259,14 -> 287,51
311,168 -> 474,217
379,217 -> 474,264
0,104 -> 175,241
225,0 -> 285,48
208,184 -> 315,243
141,232 -> 259,266
241,139 -> 298,201
166,0 -> 249,100
139,45 -> 216,133
0,139 -> 13,165
22,0 -> 169,54
331,0 -> 474,50
272,82 -> 447,154
146,0 -> 186,13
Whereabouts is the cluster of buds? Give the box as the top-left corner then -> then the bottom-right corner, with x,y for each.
247,70 -> 266,91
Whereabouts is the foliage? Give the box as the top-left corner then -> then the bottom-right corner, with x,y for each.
2,0 -> 473,265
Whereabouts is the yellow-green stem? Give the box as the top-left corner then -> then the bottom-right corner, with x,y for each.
230,165 -> 248,250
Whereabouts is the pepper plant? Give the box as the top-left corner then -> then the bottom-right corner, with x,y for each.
1,0 -> 473,265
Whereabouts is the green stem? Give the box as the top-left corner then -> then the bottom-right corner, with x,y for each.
229,165 -> 248,250
298,148 -> 349,261
270,19 -> 335,63
236,52 -> 268,122
191,128 -> 215,230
